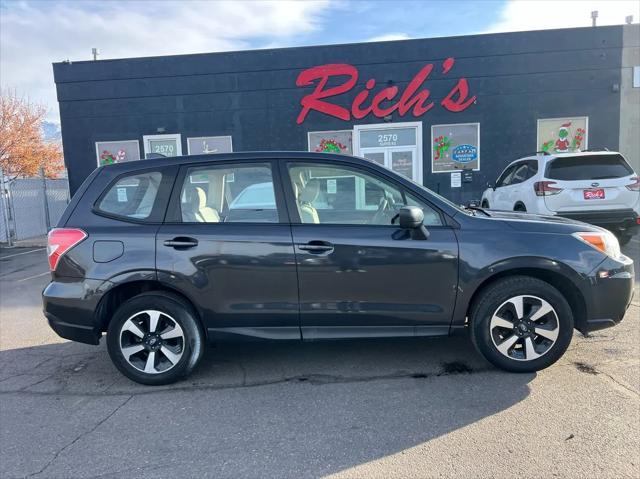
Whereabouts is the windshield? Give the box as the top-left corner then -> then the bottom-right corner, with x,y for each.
383,170 -> 467,214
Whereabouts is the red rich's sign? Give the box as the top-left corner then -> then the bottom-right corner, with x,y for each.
295,57 -> 476,124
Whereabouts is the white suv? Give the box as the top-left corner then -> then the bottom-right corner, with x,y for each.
481,151 -> 640,244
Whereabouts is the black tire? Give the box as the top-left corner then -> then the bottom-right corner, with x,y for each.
470,276 -> 574,373
107,291 -> 205,385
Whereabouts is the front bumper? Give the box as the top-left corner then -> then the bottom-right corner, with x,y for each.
557,208 -> 639,234
42,278 -> 110,345
579,254 -> 635,334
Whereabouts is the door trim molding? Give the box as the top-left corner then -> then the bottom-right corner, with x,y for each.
301,325 -> 450,340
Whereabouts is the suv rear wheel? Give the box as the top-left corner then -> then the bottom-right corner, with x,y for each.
470,276 -> 574,372
107,292 -> 205,385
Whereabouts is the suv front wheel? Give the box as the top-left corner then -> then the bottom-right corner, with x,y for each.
107,292 -> 205,385
470,276 -> 574,372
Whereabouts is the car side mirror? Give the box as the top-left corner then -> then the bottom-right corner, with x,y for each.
487,181 -> 495,190
398,206 -> 429,240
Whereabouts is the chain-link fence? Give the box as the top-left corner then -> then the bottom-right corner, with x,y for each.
0,169 -> 70,245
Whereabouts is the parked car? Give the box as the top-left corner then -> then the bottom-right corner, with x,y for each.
43,152 -> 634,385
480,151 -> 640,244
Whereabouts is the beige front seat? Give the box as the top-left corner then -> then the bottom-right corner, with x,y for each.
194,187 -> 220,223
298,179 -> 320,224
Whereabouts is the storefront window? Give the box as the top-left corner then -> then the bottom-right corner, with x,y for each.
308,130 -> 353,154
537,117 -> 588,154
431,123 -> 480,173
187,136 -> 233,155
95,140 -> 140,166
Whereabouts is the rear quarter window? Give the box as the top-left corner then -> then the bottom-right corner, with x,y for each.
546,154 -> 634,181
97,171 -> 163,220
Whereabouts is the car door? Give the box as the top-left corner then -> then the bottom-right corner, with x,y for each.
156,159 -> 300,340
282,159 -> 459,339
489,164 -> 517,210
503,162 -> 533,209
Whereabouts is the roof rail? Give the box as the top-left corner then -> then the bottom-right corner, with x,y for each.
535,151 -> 551,155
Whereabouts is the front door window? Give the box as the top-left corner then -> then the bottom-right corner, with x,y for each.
287,163 -> 442,226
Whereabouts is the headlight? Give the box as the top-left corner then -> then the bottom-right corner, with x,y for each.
572,231 -> 621,259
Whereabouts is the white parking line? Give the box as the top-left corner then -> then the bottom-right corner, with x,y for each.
0,248 -> 46,260
17,271 -> 50,282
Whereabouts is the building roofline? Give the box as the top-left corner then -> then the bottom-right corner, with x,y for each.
52,24 -> 627,67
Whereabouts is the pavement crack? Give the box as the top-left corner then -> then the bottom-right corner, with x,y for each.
598,370 -> 639,399
26,394 -> 134,478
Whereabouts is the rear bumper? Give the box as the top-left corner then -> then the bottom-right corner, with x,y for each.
579,255 -> 635,334
42,278 -> 110,345
557,208 -> 639,233
46,312 -> 101,345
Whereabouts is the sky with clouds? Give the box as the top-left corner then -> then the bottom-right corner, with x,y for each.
1,0 -> 638,122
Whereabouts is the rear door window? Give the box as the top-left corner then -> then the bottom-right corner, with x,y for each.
97,171 -> 163,220
179,163 -> 279,223
547,154 -> 634,180
508,163 -> 530,185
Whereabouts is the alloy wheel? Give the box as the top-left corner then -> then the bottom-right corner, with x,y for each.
119,310 -> 185,374
489,295 -> 559,361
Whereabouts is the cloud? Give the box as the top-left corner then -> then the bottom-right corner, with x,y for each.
486,0 -> 638,33
366,33 -> 411,42
0,0 -> 332,120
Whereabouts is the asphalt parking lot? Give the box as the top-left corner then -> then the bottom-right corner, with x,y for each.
0,241 -> 638,479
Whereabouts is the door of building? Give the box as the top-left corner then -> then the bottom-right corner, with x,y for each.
354,122 -> 423,184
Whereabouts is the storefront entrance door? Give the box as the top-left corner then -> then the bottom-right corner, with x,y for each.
354,122 -> 423,184
360,147 -> 418,181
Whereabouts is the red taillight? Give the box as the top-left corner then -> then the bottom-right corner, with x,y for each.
47,228 -> 87,271
534,181 -> 563,196
626,176 -> 640,191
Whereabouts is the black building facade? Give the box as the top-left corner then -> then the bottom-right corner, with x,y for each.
53,25 -> 639,201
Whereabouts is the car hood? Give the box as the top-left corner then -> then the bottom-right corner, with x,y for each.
485,210 -> 603,233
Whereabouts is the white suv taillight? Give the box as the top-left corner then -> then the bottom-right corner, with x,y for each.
534,181 -> 563,196
47,228 -> 87,271
626,176 -> 640,191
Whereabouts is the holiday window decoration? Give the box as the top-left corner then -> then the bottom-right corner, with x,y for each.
537,117 -> 588,154
308,130 -> 353,155
95,140 -> 140,166
431,123 -> 480,173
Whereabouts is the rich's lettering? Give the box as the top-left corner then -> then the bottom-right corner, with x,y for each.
295,57 -> 476,124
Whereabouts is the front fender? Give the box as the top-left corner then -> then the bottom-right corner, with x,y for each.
451,255 -> 588,329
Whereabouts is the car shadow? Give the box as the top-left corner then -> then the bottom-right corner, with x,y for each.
0,335 -> 535,478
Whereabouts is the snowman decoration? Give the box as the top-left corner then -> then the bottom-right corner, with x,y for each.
554,122 -> 572,152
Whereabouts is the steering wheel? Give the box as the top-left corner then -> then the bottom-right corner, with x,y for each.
371,192 -> 392,224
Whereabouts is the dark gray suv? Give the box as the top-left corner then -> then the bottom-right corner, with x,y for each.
43,152 -> 634,385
